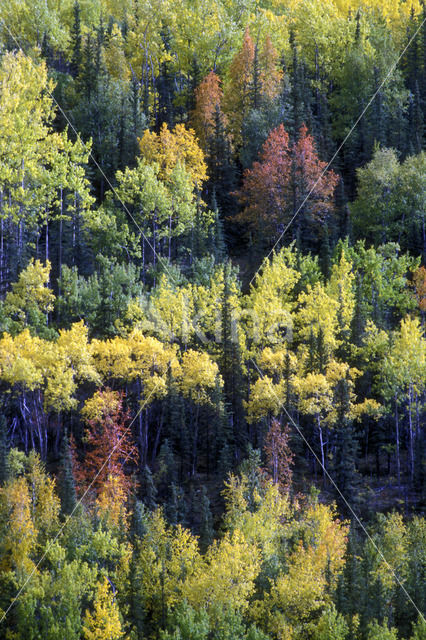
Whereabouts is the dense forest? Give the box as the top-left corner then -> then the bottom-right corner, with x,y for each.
0,0 -> 425,638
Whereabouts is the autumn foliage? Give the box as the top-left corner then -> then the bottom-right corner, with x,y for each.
139,122 -> 208,190
264,419 -> 294,493
73,389 -> 138,497
192,71 -> 228,151
413,266 -> 426,312
236,123 -> 339,242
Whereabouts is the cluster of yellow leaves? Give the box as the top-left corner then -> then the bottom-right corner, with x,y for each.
183,529 -> 261,615
0,313 -> 221,418
139,123 -> 208,191
0,321 -> 98,412
244,247 -> 299,353
3,260 -> 55,328
383,316 -> 426,397
96,475 -> 129,532
137,509 -> 200,626
179,349 -> 220,404
0,452 -> 60,575
255,502 -> 348,639
222,474 -> 291,558
83,578 -> 125,640
0,52 -> 92,228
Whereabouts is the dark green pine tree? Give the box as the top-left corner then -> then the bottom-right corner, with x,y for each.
316,326 -> 327,374
130,499 -> 147,540
166,483 -> 187,527
403,7 -> 421,95
157,438 -> 177,500
332,376 -> 360,512
319,222 -> 332,280
207,105 -> 237,217
336,526 -> 363,629
212,376 -> 233,474
70,1 -> 82,77
306,328 -> 317,374
58,432 -> 77,516
306,326 -> 327,374
289,31 -> 313,141
156,27 -> 175,129
192,192 -> 206,262
278,52 -> 294,131
41,32 -> 53,67
333,177 -> 351,243
186,55 -> 201,116
312,45 -> 334,161
336,285 -> 352,361
220,262 -> 246,454
78,32 -> 97,100
129,72 -> 146,160
140,465 -> 158,510
351,272 -> 367,347
198,486 -> 214,552
369,66 -> 386,152
167,380 -> 190,481
413,423 -> 426,506
407,80 -> 424,154
208,189 -> 226,264
128,524 -> 147,639
359,539 -> 389,634
0,416 -> 10,486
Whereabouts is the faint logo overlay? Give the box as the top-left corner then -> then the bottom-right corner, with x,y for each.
132,296 -> 293,347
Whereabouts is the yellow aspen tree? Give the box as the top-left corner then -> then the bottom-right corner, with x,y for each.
83,578 -> 125,640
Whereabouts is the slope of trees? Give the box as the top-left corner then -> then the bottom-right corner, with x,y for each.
0,1 -> 425,638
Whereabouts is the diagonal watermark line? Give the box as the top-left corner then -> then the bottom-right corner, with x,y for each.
248,14 -> 426,289
250,358 -> 426,622
0,19 -> 180,286
0,374 -> 165,625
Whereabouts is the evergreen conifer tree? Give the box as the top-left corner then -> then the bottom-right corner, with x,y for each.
58,431 -> 77,516
198,485 -> 214,551
70,1 -> 82,77
0,416 -> 9,486
332,376 -> 360,512
140,465 -> 158,510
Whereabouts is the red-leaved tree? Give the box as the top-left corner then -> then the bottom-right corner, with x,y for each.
73,389 -> 138,498
236,123 -> 339,243
192,71 -> 227,151
264,419 -> 294,493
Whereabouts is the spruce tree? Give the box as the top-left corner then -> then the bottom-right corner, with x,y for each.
58,432 -> 77,516
166,483 -> 187,527
208,190 -> 226,264
332,376 -> 360,512
157,438 -> 177,499
156,27 -> 175,129
140,465 -> 157,510
320,222 -> 332,280
0,416 -> 10,486
198,485 -> 214,551
130,499 -> 147,540
207,105 -> 237,217
220,262 -> 246,452
70,1 -> 82,77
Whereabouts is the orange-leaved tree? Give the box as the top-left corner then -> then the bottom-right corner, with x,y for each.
264,419 -> 294,493
235,123 -> 339,244
413,265 -> 426,315
74,389 -> 138,498
223,26 -> 255,146
192,71 -> 227,151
